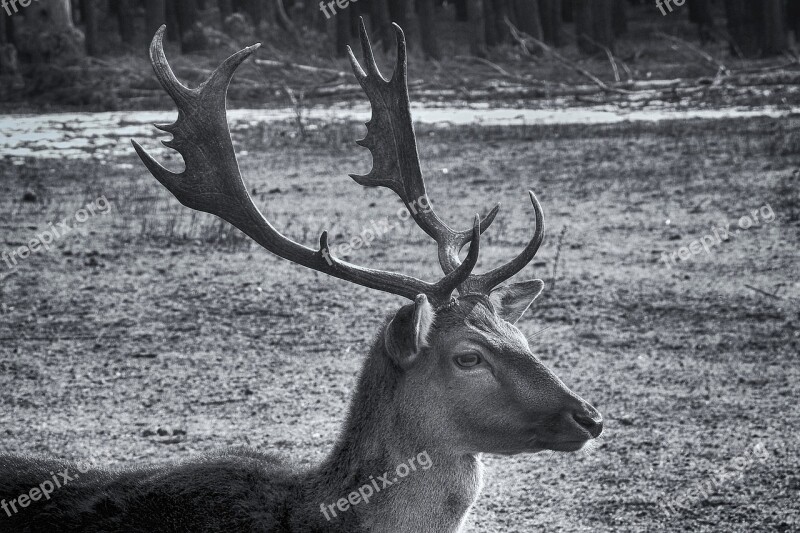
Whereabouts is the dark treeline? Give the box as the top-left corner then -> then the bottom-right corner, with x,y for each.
0,0 -> 798,74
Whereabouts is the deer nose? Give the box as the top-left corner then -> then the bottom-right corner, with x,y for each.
571,405 -> 603,438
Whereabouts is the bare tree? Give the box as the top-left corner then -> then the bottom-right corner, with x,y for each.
574,0 -> 614,54
514,0 -> 543,42
539,0 -> 562,46
724,0 -> 759,56
724,0 -> 786,57
417,0 -> 441,60
81,0 -> 100,55
612,0 -> 626,37
469,0 -> 487,55
334,3 -> 351,57
789,0 -> 800,44
145,0 -> 167,40
687,0 -> 714,43
761,0 -> 787,56
0,13 -> 16,75
389,0 -> 410,31
484,0 -> 509,46
29,0 -> 75,29
118,0 -> 138,45
175,0 -> 199,51
218,0 -> 233,22
21,0 -> 84,62
370,0 -> 393,52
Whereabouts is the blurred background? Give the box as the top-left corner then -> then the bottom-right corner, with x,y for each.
1,0 -> 799,111
1,2 -> 798,532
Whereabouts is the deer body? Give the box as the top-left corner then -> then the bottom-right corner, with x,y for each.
1,22 -> 603,532
1,321 -> 485,532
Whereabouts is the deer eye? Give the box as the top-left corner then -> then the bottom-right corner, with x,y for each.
455,353 -> 482,368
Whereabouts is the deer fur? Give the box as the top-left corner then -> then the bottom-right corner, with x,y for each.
1,22 -> 604,532
1,289 -> 600,532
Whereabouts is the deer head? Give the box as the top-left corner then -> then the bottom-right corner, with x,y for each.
132,22 -> 602,459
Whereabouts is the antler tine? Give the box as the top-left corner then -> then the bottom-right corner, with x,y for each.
462,191 -> 545,294
132,26 -> 477,305
148,26 -> 195,109
348,18 -> 499,278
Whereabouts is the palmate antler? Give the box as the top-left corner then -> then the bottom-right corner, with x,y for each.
132,26 -> 479,306
132,22 -> 543,306
347,20 -> 544,296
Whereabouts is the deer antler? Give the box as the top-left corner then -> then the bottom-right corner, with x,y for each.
347,21 -> 499,275
348,20 -> 545,295
132,25 -> 480,305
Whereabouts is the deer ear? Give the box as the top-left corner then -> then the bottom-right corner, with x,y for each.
384,294 -> 436,368
488,279 -> 545,324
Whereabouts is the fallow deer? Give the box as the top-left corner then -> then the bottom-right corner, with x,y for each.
0,22 -> 603,533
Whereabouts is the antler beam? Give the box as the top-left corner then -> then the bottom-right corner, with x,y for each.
132,25 -> 480,305
347,20 -> 545,295
346,21 -> 499,275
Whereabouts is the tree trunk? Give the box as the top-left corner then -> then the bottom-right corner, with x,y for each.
468,0 -> 487,56
244,0 -> 264,26
492,0 -> 511,44
29,0 -> 75,30
0,12 -> 11,73
454,0 -> 468,21
218,0 -> 233,22
539,0 -> 561,46
3,16 -> 12,46
82,0 -> 100,55
612,0 -> 626,37
789,0 -> 800,44
302,0 -> 321,31
118,0 -> 138,44
335,3 -> 351,57
687,0 -> 714,43
370,0 -> 393,52
724,0 -> 759,57
574,0 -> 592,53
514,0 -> 542,41
761,0 -> 786,56
389,0 -> 409,31
561,0 -> 573,23
145,0 -> 166,40
575,0 -> 614,55
417,0 -> 441,59
175,0 -> 199,49
592,0 -> 614,50
19,0 -> 84,62
484,0 -> 499,46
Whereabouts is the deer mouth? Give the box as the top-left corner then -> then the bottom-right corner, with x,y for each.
540,439 -> 591,452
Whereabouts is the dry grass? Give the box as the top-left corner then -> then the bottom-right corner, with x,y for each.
0,116 -> 798,532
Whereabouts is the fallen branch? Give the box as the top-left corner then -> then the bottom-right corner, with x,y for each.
254,59 -> 347,78
564,29 -> 624,84
655,31 -> 728,77
454,55 -> 526,82
744,284 -> 783,300
505,18 -> 629,95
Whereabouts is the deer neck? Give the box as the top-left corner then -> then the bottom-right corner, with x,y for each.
314,332 -> 484,533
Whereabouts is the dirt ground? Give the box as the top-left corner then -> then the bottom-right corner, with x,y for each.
1,116 -> 798,532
